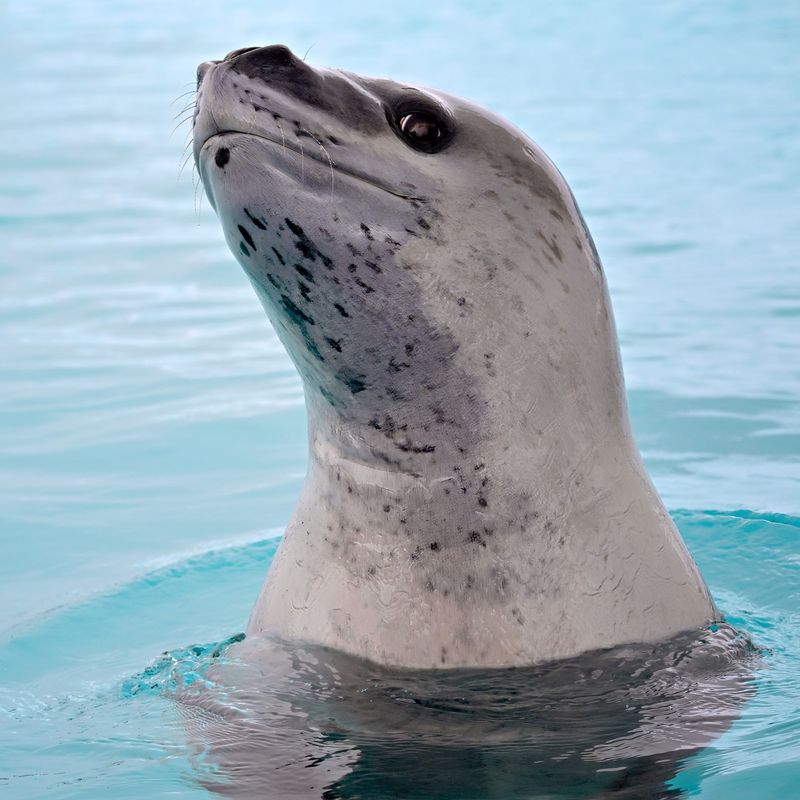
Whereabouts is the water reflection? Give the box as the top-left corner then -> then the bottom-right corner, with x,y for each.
171,625 -> 757,799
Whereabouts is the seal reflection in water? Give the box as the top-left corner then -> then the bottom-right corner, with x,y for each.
189,45 -> 755,797
179,628 -> 754,799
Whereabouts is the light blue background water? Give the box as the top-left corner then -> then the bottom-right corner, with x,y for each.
1,1 -> 798,797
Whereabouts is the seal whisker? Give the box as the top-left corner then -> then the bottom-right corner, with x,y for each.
297,136 -> 306,184
173,113 -> 194,132
171,115 -> 195,139
171,89 -> 197,106
302,42 -> 318,62
172,101 -> 197,121
177,148 -> 195,181
302,127 -> 336,201
274,119 -> 288,158
244,91 -> 267,145
179,135 -> 194,158
193,169 -> 205,218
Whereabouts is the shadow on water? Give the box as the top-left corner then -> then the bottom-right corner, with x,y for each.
127,624 -> 758,799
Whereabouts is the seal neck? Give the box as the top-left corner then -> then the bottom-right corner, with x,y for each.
304,390 -> 482,483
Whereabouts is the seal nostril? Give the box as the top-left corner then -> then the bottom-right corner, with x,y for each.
224,46 -> 261,61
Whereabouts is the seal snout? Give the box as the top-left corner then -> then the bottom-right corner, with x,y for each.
223,45 -> 261,61
196,60 -> 219,86
225,44 -> 306,74
197,44 -> 307,89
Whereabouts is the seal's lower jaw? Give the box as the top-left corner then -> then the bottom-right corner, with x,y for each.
196,129 -> 422,203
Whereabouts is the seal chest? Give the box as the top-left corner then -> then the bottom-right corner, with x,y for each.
193,44 -> 718,668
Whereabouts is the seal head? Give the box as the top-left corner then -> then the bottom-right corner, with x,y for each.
194,45 -> 717,668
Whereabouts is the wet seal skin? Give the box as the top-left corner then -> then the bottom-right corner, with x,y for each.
193,44 -> 719,669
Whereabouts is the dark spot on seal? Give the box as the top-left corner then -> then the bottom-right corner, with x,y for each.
430,541 -> 440,551
457,296 -> 466,306
325,336 -> 342,352
387,358 -> 410,373
396,441 -> 435,454
417,218 -> 431,231
537,230 -> 563,263
468,531 -> 487,547
383,504 -> 392,513
244,208 -> 267,230
333,303 -> 350,318
360,223 -> 374,241
478,497 -> 488,508
239,242 -> 250,257
364,260 -> 382,274
354,277 -> 374,293
297,281 -> 312,302
280,294 -> 314,326
285,218 -> 334,268
337,373 -> 366,394
238,225 -> 256,251
294,264 -> 314,282
347,263 -> 357,273
215,147 -> 230,168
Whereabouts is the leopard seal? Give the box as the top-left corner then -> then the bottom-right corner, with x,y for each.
192,44 -> 719,668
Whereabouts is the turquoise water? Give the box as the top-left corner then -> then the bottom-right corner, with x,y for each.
1,0 -> 799,797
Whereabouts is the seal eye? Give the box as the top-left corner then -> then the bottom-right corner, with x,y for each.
399,112 -> 442,147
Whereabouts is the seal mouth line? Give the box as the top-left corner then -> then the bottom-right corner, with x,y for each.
199,130 -> 425,202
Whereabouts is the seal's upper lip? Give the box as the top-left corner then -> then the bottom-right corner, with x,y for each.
198,129 -> 425,202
